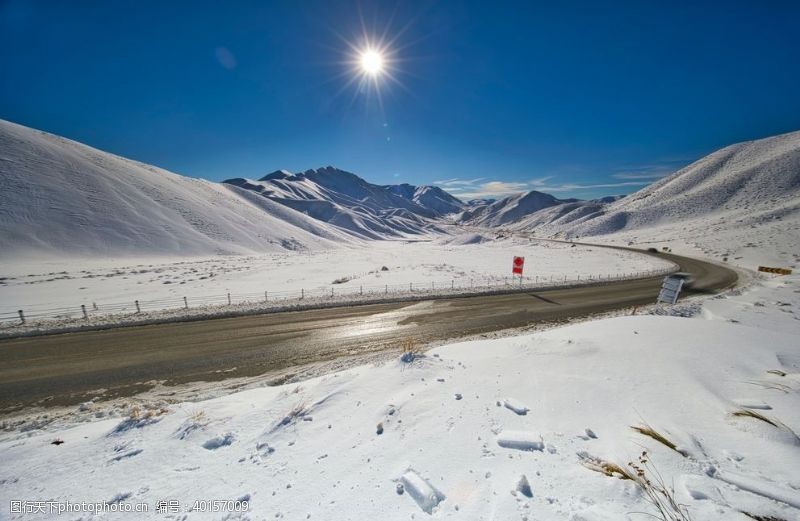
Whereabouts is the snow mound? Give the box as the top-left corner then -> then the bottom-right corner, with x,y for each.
443,232 -> 491,245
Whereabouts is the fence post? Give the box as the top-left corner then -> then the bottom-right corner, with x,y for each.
409,282 -> 413,292
18,309 -> 25,324
301,288 -> 304,299
360,285 -> 363,295
451,280 -> 454,290
431,281 -> 434,290
183,296 -> 188,309
135,300 -> 140,313
81,304 -> 88,320
265,291 -> 268,302
331,287 -> 334,297
385,284 -> 388,295
227,293 -> 231,305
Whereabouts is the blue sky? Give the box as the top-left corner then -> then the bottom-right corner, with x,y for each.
2,1 -> 799,200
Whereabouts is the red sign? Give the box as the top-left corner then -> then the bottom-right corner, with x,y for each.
512,256 -> 524,275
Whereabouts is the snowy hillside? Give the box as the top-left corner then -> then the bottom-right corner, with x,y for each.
225,168 -> 449,240
459,191 -> 566,227
498,131 -> 800,239
0,120 -> 356,258
561,130 -> 800,236
499,131 -> 800,268
385,183 -> 465,216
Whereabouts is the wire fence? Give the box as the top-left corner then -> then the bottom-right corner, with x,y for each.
0,266 -> 676,328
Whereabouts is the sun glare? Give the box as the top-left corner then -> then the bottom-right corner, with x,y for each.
360,49 -> 384,75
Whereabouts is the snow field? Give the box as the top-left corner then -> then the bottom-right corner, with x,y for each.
1,274 -> 797,520
0,239 -> 673,332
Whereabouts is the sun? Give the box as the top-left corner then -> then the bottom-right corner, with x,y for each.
360,49 -> 384,76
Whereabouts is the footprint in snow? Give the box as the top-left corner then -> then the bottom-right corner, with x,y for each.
202,432 -> 236,450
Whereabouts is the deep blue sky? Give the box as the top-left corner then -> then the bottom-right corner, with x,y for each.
2,1 -> 799,200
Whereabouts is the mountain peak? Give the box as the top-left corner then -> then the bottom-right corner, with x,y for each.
259,169 -> 294,181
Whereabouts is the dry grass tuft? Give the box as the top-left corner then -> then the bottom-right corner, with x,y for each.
630,424 -> 688,457
187,409 -> 206,424
741,513 -> 789,521
732,408 -> 800,442
578,452 -> 635,480
744,380 -> 792,393
399,337 -> 423,363
581,451 -> 692,520
732,408 -> 779,427
129,404 -> 169,421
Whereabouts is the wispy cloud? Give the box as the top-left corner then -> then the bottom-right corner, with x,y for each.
433,177 -> 487,187
612,172 -> 670,180
436,158 -> 693,200
610,158 -> 692,181
440,176 -> 651,200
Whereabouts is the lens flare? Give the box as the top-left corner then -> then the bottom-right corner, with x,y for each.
360,49 -> 384,75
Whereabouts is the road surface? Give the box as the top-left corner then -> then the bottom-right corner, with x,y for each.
0,250 -> 737,413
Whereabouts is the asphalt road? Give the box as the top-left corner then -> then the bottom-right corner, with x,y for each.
0,250 -> 737,413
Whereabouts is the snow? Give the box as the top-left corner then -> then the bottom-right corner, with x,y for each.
0,238 -> 672,327
1,270 -> 798,520
224,167 -> 449,240
1,115 -> 799,520
460,191 -> 564,227
460,130 -> 800,273
0,120 -> 360,258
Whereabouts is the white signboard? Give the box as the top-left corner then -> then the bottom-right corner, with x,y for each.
657,276 -> 684,304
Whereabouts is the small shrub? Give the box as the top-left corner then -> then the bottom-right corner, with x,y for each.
399,337 -> 422,363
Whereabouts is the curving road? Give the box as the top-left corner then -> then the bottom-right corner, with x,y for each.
0,249 -> 737,413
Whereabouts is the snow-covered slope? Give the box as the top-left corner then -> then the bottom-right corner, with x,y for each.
560,131 -> 800,236
504,132 -> 800,240
459,190 -> 565,227
510,196 -> 624,234
224,168 -> 448,240
0,120 -> 354,258
2,274 -> 798,521
385,183 -> 465,216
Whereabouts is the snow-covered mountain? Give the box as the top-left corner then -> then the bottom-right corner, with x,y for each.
457,190 -> 568,227
509,131 -> 800,238
0,120 -> 356,258
384,183 -> 465,216
4,116 -> 797,262
224,168 -> 451,240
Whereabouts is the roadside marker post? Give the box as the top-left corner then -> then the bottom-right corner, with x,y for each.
758,266 -> 793,275
81,304 -> 88,320
18,310 -> 25,324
